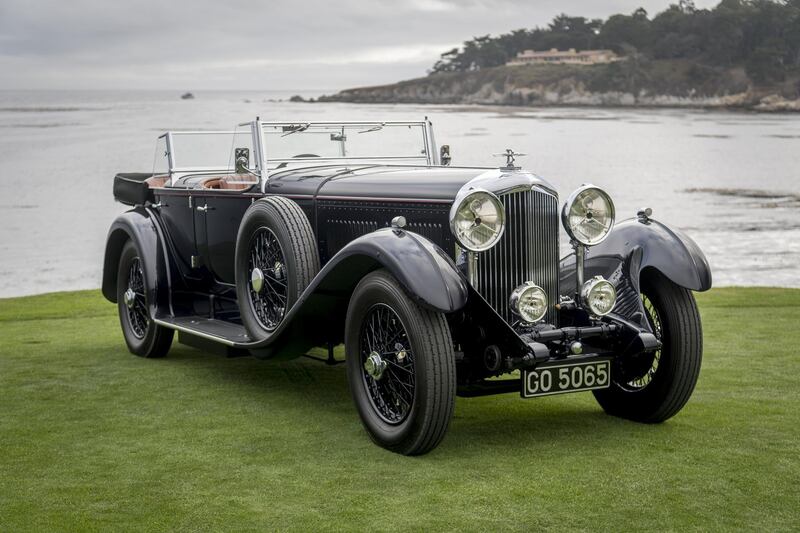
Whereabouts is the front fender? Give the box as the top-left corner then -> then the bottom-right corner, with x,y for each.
560,217 -> 711,328
561,217 -> 712,293
101,207 -> 171,316
242,227 -> 468,357
314,227 -> 468,313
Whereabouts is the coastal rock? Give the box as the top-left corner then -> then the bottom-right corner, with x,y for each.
320,63 -> 799,112
755,94 -> 800,112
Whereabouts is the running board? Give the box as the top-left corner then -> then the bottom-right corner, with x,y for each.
154,316 -> 251,346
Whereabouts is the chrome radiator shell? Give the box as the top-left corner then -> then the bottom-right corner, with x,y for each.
471,186 -> 560,325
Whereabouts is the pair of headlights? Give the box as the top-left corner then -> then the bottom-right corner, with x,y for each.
449,184 -> 616,252
449,184 -> 617,323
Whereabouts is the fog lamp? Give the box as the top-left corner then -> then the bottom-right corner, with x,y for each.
581,276 -> 617,317
510,282 -> 548,324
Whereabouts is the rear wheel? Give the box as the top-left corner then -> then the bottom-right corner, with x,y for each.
116,240 -> 173,357
593,272 -> 702,422
345,270 -> 456,455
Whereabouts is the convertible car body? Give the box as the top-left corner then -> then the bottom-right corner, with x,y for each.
103,118 -> 711,455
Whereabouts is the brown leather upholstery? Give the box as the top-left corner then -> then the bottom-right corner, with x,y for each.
145,175 -> 169,188
201,175 -> 258,190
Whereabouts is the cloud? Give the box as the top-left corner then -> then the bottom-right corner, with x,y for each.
0,0 -> 721,90
407,0 -> 458,12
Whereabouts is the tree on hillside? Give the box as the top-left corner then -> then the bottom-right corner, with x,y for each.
427,0 -> 800,85
543,15 -> 603,50
650,5 -> 702,58
598,9 -> 652,53
430,48 -> 460,73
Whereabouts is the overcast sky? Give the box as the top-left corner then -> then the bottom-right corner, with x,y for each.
0,0 -> 719,92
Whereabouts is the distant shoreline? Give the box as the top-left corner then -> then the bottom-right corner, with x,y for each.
314,99 -> 800,114
316,62 -> 800,113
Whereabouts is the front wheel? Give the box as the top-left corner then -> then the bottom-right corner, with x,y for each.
593,272 -> 703,422
345,270 -> 456,455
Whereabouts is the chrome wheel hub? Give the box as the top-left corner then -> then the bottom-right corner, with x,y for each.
123,288 -> 136,309
248,228 -> 288,331
364,351 -> 387,380
251,267 -> 264,294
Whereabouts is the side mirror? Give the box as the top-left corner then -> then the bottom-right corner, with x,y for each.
235,148 -> 250,174
440,145 -> 452,166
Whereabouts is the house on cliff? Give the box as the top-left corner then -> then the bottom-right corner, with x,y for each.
507,48 -> 622,66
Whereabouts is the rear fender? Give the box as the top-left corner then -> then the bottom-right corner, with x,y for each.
101,207 -> 171,316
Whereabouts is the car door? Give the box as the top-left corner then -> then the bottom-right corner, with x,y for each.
155,189 -> 198,275
193,193 -> 253,285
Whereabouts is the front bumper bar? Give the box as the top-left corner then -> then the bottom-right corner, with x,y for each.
502,321 -> 660,372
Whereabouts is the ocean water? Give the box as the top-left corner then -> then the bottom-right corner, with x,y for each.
0,90 -> 798,298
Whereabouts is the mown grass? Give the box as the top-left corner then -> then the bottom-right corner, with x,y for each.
1,288 -> 798,531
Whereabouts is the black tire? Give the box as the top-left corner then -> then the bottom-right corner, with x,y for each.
235,196 -> 320,340
116,240 -> 173,358
345,269 -> 456,455
593,272 -> 702,423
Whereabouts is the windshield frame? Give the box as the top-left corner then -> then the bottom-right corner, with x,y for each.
157,129 -> 257,180
253,119 -> 437,169
157,118 -> 439,187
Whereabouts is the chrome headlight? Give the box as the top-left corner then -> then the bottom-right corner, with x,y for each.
450,189 -> 505,252
581,276 -> 617,317
562,184 -> 615,246
510,282 -> 548,324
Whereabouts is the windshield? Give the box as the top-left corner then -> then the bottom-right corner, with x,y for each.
260,122 -> 431,166
156,120 -> 434,178
159,130 -> 256,173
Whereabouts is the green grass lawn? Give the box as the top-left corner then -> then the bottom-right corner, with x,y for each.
1,288 -> 798,531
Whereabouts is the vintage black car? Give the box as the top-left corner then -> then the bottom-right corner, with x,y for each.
102,118 -> 712,455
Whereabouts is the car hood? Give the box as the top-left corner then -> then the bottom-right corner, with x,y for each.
266,164 -> 557,203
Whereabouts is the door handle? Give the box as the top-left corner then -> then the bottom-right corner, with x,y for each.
196,204 -> 214,212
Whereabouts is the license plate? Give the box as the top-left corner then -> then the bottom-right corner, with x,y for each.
522,358 -> 611,398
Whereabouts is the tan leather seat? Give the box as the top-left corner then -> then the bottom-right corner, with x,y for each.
201,175 -> 258,190
145,175 -> 169,188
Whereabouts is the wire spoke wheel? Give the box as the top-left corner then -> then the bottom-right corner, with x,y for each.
116,241 -> 173,358
620,293 -> 664,391
593,273 -> 702,423
346,270 -> 455,455
248,227 -> 288,331
359,303 -> 416,425
125,257 -> 149,339
235,197 -> 320,341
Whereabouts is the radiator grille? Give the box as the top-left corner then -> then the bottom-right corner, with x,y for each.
474,187 -> 560,325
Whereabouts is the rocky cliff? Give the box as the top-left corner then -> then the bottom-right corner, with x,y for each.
319,61 -> 800,112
